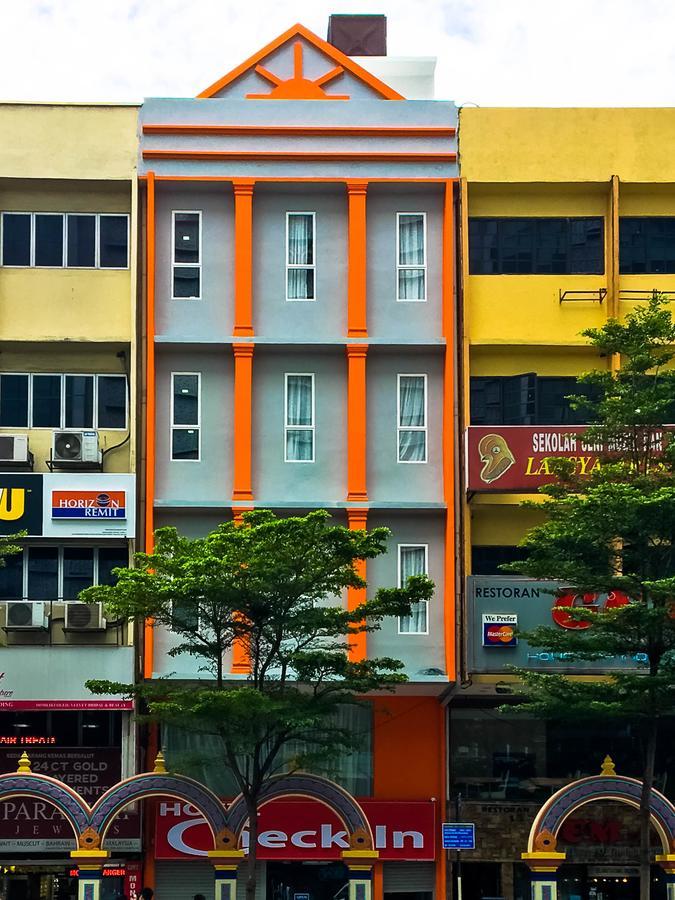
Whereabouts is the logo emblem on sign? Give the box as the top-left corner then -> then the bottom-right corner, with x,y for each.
51,491 -> 126,520
0,489 -> 25,521
478,434 -> 515,484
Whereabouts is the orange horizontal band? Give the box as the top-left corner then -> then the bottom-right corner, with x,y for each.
143,124 -> 457,138
138,175 -> 458,183
142,150 -> 457,163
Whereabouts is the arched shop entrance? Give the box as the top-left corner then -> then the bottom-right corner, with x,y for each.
522,757 -> 675,900
0,754 -> 379,900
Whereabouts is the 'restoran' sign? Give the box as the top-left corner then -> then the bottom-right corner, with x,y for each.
155,798 -> 436,861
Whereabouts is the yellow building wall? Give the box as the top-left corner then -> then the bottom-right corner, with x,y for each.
459,108 -> 675,184
0,105 -> 138,181
470,504 -> 545,546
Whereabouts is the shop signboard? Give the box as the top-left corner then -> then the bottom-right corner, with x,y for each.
0,475 -> 43,536
441,822 -> 475,850
468,577 -> 647,674
155,799 -> 436,861
465,426 -> 667,492
0,748 -> 140,851
0,647 -> 134,710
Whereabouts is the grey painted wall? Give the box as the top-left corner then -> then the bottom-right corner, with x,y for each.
367,511 -> 446,677
155,348 -> 234,504
155,185 -> 234,342
367,349 -> 444,503
367,185 -> 444,341
252,186 -> 347,340
252,348 -> 347,504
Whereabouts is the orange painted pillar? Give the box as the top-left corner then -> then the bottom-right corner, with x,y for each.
232,343 -> 254,502
143,171 -> 156,680
347,507 -> 368,662
231,509 -> 252,674
233,179 -> 255,337
346,344 -> 368,503
442,180 -> 457,682
347,180 -> 368,338
373,862 -> 384,900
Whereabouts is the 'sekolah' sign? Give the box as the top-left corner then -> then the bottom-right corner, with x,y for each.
466,426 -> 607,492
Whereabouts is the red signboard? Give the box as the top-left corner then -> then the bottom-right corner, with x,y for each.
155,798 -> 436,861
0,748 -> 139,850
0,700 -> 133,711
466,426 -> 606,492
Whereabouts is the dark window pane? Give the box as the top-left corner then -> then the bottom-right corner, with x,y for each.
98,547 -> 128,586
65,376 -> 93,428
0,552 -> 23,600
470,378 -> 503,425
537,377 -> 584,425
502,373 -> 536,424
81,711 -> 112,747
2,214 -> 31,266
173,375 -> 199,425
620,218 -> 675,274
173,267 -> 200,298
35,214 -> 64,266
174,213 -> 200,263
99,216 -> 128,268
51,712 -> 79,745
63,548 -> 94,600
32,375 -> 62,428
27,547 -> 58,600
66,215 -> 96,267
0,375 -> 29,427
172,428 -> 199,460
469,218 -> 604,275
97,376 -> 126,429
472,546 -> 524,575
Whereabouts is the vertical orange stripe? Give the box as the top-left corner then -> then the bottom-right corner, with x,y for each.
442,180 -> 457,682
231,508 -> 253,674
373,861 -> 384,900
232,343 -> 255,501
143,171 -> 156,681
346,344 -> 368,502
347,507 -> 368,662
233,179 -> 255,336
347,180 -> 368,337
436,700 -> 448,900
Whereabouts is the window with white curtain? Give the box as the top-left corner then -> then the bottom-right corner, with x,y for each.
286,212 -> 315,301
171,372 -> 200,461
397,212 -> 426,301
398,544 -> 429,634
285,373 -> 315,462
172,211 -> 201,299
397,374 -> 427,463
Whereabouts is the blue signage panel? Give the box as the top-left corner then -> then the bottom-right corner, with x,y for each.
442,822 -> 475,850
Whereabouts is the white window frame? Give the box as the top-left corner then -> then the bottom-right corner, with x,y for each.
170,371 -> 201,462
171,210 -> 202,300
0,373 -> 128,431
397,373 -> 428,464
286,211 -> 316,302
1,546 -> 129,603
284,372 -> 315,463
396,212 -> 427,302
0,212 -> 130,270
397,543 -> 429,635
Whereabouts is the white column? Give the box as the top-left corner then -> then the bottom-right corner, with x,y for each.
70,851 -> 110,900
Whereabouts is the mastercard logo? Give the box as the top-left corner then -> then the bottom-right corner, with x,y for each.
486,625 -> 515,644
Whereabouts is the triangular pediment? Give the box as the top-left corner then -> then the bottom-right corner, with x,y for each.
198,23 -> 403,101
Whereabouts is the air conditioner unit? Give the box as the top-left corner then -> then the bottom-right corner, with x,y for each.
65,602 -> 106,631
52,430 -> 101,465
0,434 -> 29,463
4,601 -> 48,630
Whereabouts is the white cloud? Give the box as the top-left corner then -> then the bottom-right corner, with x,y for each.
1,0 -> 675,105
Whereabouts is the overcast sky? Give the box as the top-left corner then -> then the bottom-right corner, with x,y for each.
3,0 -> 675,106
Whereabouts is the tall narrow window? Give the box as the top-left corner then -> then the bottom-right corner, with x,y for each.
1,213 -> 31,266
0,375 -> 29,427
65,375 -> 94,428
32,375 -> 62,428
286,212 -> 315,301
99,215 -> 129,268
63,548 -> 95,600
397,374 -> 427,463
285,374 -> 314,462
97,375 -> 127,429
397,213 -> 426,301
171,373 -> 200,460
34,214 -> 64,267
66,215 -> 96,267
398,544 -> 429,634
172,212 -> 201,299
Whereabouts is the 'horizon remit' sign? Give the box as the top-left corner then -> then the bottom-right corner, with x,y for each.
51,490 -> 126,519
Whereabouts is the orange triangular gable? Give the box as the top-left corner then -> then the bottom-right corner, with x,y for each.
197,23 -> 404,101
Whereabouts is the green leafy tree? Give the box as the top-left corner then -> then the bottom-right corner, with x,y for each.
506,293 -> 675,900
0,532 -> 22,577
81,509 -> 432,900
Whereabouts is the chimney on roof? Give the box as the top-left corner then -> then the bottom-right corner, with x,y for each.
327,14 -> 387,56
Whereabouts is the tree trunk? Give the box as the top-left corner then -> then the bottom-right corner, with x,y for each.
245,796 -> 258,900
640,717 -> 658,900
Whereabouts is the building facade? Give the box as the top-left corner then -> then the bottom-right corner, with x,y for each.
138,18 -> 457,900
0,102 -> 140,900
454,107 -> 675,900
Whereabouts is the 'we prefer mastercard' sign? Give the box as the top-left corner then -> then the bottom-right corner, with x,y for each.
482,613 -> 518,648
